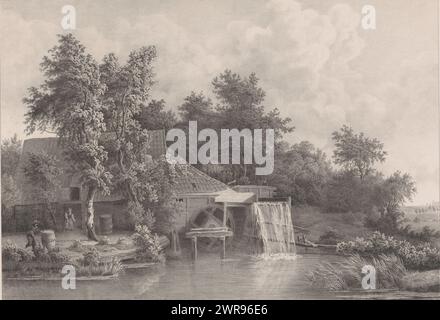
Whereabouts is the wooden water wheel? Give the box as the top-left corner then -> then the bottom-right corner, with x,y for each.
189,205 -> 235,252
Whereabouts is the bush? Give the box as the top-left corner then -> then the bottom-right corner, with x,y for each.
337,232 -> 440,271
363,210 -> 403,234
132,224 -> 165,263
324,172 -> 379,213
48,251 -> 71,264
319,228 -> 344,245
2,240 -> 72,274
308,254 -> 406,291
2,241 -> 32,267
127,201 -> 155,230
81,247 -> 101,266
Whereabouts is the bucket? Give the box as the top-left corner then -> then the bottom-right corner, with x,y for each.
41,230 -> 56,251
99,214 -> 113,235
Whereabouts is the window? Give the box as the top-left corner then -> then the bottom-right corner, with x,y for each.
70,187 -> 80,201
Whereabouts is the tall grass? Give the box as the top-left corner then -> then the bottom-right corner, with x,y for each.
76,257 -> 124,277
307,254 -> 406,291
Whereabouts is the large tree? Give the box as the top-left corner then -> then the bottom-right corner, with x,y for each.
99,48 -> 176,228
212,70 -> 293,139
178,91 -> 216,128
137,99 -> 177,131
24,34 -> 112,240
374,171 -> 417,216
332,125 -> 387,180
268,141 -> 332,205
178,70 -> 294,183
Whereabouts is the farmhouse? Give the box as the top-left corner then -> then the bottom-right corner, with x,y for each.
13,130 -> 274,235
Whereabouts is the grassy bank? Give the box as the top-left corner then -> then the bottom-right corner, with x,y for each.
292,206 -> 373,243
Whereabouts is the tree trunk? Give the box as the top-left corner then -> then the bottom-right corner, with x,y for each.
86,185 -> 99,241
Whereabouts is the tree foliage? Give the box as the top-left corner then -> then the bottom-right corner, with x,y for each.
178,70 -> 294,183
178,91 -> 215,128
1,135 -> 22,209
99,47 -> 177,226
1,134 -> 22,176
24,34 -> 112,191
332,125 -> 387,180
212,71 -> 293,138
137,99 -> 177,131
1,135 -> 22,231
23,152 -> 62,229
268,141 -> 332,205
24,33 -> 112,237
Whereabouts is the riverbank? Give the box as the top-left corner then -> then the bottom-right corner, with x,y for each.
401,270 -> 440,292
1,230 -> 166,280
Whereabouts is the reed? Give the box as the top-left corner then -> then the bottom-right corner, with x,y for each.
307,254 -> 407,291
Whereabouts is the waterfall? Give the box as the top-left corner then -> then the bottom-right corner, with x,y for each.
252,202 -> 296,255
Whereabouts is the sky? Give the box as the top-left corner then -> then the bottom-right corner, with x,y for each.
0,0 -> 438,205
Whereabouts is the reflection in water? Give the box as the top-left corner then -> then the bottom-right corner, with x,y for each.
3,254 -> 440,299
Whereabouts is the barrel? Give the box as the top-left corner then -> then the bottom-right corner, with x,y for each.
99,214 -> 113,235
41,230 -> 56,251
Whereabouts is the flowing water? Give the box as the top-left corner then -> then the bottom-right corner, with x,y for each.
253,202 -> 295,254
4,253 -> 439,299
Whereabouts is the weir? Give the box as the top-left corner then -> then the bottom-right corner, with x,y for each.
248,202 -> 296,255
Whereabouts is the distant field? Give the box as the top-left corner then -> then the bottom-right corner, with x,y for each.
401,206 -> 440,232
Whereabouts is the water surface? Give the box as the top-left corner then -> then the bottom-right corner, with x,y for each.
3,254 -> 439,300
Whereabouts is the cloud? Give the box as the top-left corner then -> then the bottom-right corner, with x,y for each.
1,0 -> 437,204
0,5 -> 58,138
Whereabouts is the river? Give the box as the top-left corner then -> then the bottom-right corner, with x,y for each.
3,253 -> 440,300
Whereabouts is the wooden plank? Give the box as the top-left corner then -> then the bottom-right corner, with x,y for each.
185,230 -> 233,238
123,262 -> 157,269
190,227 -> 228,231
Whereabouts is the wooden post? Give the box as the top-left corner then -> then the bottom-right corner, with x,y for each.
220,236 -> 226,260
191,237 -> 198,260
223,202 -> 228,226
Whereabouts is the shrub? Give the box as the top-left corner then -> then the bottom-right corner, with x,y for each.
48,251 -> 71,264
127,201 -> 155,229
324,172 -> 379,213
2,240 -> 72,274
2,241 -> 22,263
307,254 -> 406,291
132,224 -> 165,263
337,232 -> 440,271
319,228 -> 344,245
81,247 -> 101,266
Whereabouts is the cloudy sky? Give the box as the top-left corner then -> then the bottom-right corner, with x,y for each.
1,0 -> 438,205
